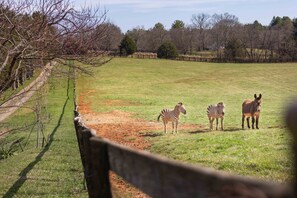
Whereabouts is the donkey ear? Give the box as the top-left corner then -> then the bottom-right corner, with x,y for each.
178,102 -> 183,105
259,94 -> 262,99
254,94 -> 257,99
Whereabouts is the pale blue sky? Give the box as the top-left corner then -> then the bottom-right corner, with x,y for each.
74,0 -> 296,33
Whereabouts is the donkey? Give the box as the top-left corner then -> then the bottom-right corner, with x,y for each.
242,94 -> 262,129
207,102 -> 225,130
157,102 -> 187,133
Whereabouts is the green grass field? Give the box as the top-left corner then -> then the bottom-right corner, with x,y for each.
77,57 -> 297,182
0,68 -> 87,197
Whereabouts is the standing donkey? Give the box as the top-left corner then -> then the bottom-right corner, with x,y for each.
207,102 -> 225,130
157,102 -> 187,133
242,94 -> 262,129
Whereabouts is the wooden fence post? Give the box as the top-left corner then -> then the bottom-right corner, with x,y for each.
90,137 -> 112,198
74,117 -> 88,189
81,128 -> 96,197
286,98 -> 297,197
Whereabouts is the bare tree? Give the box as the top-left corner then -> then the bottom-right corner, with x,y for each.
146,23 -> 168,52
126,26 -> 146,51
242,21 -> 263,60
191,13 -> 211,51
210,13 -> 241,58
170,26 -> 194,55
93,22 -> 122,52
0,0 -> 108,94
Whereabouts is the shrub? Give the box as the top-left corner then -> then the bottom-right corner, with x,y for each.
157,41 -> 178,59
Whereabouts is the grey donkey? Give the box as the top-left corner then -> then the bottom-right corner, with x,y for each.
242,94 -> 262,129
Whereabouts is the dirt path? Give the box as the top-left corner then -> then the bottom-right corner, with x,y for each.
0,62 -> 54,124
78,90 -> 198,198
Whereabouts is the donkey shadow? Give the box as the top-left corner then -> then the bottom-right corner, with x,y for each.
188,127 -> 242,134
223,127 -> 243,132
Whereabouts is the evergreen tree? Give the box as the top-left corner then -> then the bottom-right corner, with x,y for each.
157,41 -> 178,59
119,35 -> 137,56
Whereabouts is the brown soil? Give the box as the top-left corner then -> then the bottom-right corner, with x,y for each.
78,91 -> 198,197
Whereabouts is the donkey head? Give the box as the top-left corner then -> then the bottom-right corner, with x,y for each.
253,94 -> 262,112
217,102 -> 225,116
177,102 -> 187,115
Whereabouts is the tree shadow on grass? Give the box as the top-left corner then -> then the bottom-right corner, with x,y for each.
3,85 -> 70,198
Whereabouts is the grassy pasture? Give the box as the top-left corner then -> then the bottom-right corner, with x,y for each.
0,68 -> 87,197
77,57 -> 297,182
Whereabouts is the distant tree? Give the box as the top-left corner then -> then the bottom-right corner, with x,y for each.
270,16 -> 282,27
210,12 -> 240,57
126,26 -> 146,51
171,20 -> 185,29
170,26 -> 193,54
242,20 -> 264,59
93,22 -> 122,51
191,13 -> 211,50
146,23 -> 168,52
119,35 -> 137,56
157,41 -> 178,59
253,20 -> 263,29
154,22 -> 165,30
224,39 -> 245,60
293,18 -> 297,39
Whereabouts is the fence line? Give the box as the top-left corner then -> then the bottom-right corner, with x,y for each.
128,52 -> 297,63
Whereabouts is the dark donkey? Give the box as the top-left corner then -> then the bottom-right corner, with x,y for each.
242,94 -> 262,129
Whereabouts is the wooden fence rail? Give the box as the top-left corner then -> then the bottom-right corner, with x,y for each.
73,101 -> 297,198
128,52 -> 297,63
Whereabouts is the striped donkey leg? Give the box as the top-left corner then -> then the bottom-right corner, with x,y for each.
210,118 -> 215,130
163,120 -> 167,133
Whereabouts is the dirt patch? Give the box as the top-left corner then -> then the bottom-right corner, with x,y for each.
103,99 -> 142,106
79,93 -> 154,197
78,92 -> 199,197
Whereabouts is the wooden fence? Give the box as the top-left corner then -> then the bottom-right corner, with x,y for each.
175,56 -> 297,63
128,52 -> 297,63
73,100 -> 297,198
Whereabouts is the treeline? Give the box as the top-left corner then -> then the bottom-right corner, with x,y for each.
96,13 -> 297,61
1,0 -> 297,93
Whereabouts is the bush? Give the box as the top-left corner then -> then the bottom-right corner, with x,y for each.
157,41 -> 178,59
119,35 -> 137,56
224,39 -> 245,60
